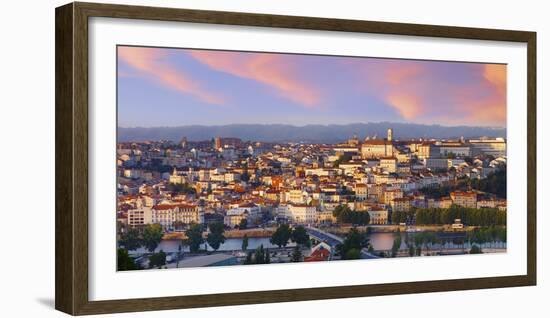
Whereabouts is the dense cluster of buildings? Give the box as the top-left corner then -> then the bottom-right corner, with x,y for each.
117,128 -> 507,232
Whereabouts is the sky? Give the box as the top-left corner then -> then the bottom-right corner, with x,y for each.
117,46 -> 506,128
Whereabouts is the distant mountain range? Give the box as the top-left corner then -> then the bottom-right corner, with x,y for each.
118,122 -> 506,143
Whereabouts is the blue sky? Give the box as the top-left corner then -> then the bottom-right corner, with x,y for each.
117,46 -> 506,128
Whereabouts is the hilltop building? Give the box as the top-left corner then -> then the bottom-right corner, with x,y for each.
361,128 -> 397,159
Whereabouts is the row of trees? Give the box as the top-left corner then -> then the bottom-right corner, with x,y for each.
415,206 -> 506,226
404,227 -> 505,257
392,206 -> 506,226
184,222 -> 227,253
243,223 -> 312,265
467,226 -> 507,244
243,244 -> 271,265
119,221 -> 227,270
270,224 -> 311,248
120,223 -> 164,252
332,205 -> 370,225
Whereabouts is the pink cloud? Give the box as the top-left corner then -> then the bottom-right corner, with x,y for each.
380,61 -> 428,120
454,66 -> 507,126
118,47 -> 225,105
386,93 -> 424,120
483,64 -> 507,92
385,63 -> 423,85
188,50 -> 320,107
348,59 -> 506,126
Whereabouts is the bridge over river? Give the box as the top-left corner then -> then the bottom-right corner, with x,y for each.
305,227 -> 379,259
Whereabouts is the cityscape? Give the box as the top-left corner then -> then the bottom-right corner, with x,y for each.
116,46 -> 507,270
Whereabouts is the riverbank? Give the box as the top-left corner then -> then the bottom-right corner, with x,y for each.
325,224 -> 492,235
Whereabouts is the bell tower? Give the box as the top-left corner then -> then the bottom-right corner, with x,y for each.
387,128 -> 393,142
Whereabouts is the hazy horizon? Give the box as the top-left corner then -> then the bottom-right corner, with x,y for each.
118,122 -> 506,143
117,121 -> 506,130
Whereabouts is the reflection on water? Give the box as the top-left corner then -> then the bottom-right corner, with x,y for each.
368,233 -> 396,250
128,231 -> 505,255
366,231 -> 506,251
131,237 -> 296,254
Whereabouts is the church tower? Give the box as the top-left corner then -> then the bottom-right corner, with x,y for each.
387,128 -> 393,142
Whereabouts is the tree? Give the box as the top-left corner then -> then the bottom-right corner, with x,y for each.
409,245 -> 415,257
148,250 -> 166,269
166,182 -> 197,195
256,245 -> 266,264
117,220 -> 128,236
470,245 -> 483,254
238,218 -> 248,230
337,227 -> 369,260
413,206 -> 506,226
291,225 -> 311,247
291,246 -> 303,262
345,248 -> 361,259
333,154 -> 352,167
142,224 -> 163,253
243,244 -> 270,265
391,235 -> 402,257
241,234 -> 249,251
392,210 -> 410,224
185,223 -> 204,253
120,227 -> 141,251
117,248 -> 139,271
206,222 -> 226,251
271,224 -> 291,248
332,205 -> 370,225
470,168 -> 507,198
176,243 -> 183,268
244,251 -> 253,264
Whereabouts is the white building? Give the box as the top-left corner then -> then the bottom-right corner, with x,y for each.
469,138 -> 506,157
151,204 -> 202,231
169,167 -> 186,184
354,184 -> 368,200
287,189 -> 307,204
287,204 -> 318,224
127,207 -> 153,227
224,203 -> 261,227
368,207 -> 388,225
379,157 -> 397,173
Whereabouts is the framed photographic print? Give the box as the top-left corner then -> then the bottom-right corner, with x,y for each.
55,2 -> 537,315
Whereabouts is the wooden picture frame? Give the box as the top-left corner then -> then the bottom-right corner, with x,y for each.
55,1 -> 537,315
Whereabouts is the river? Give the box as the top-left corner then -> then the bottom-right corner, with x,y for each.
129,232 -> 505,254
131,237 -> 296,254
366,232 -> 507,251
